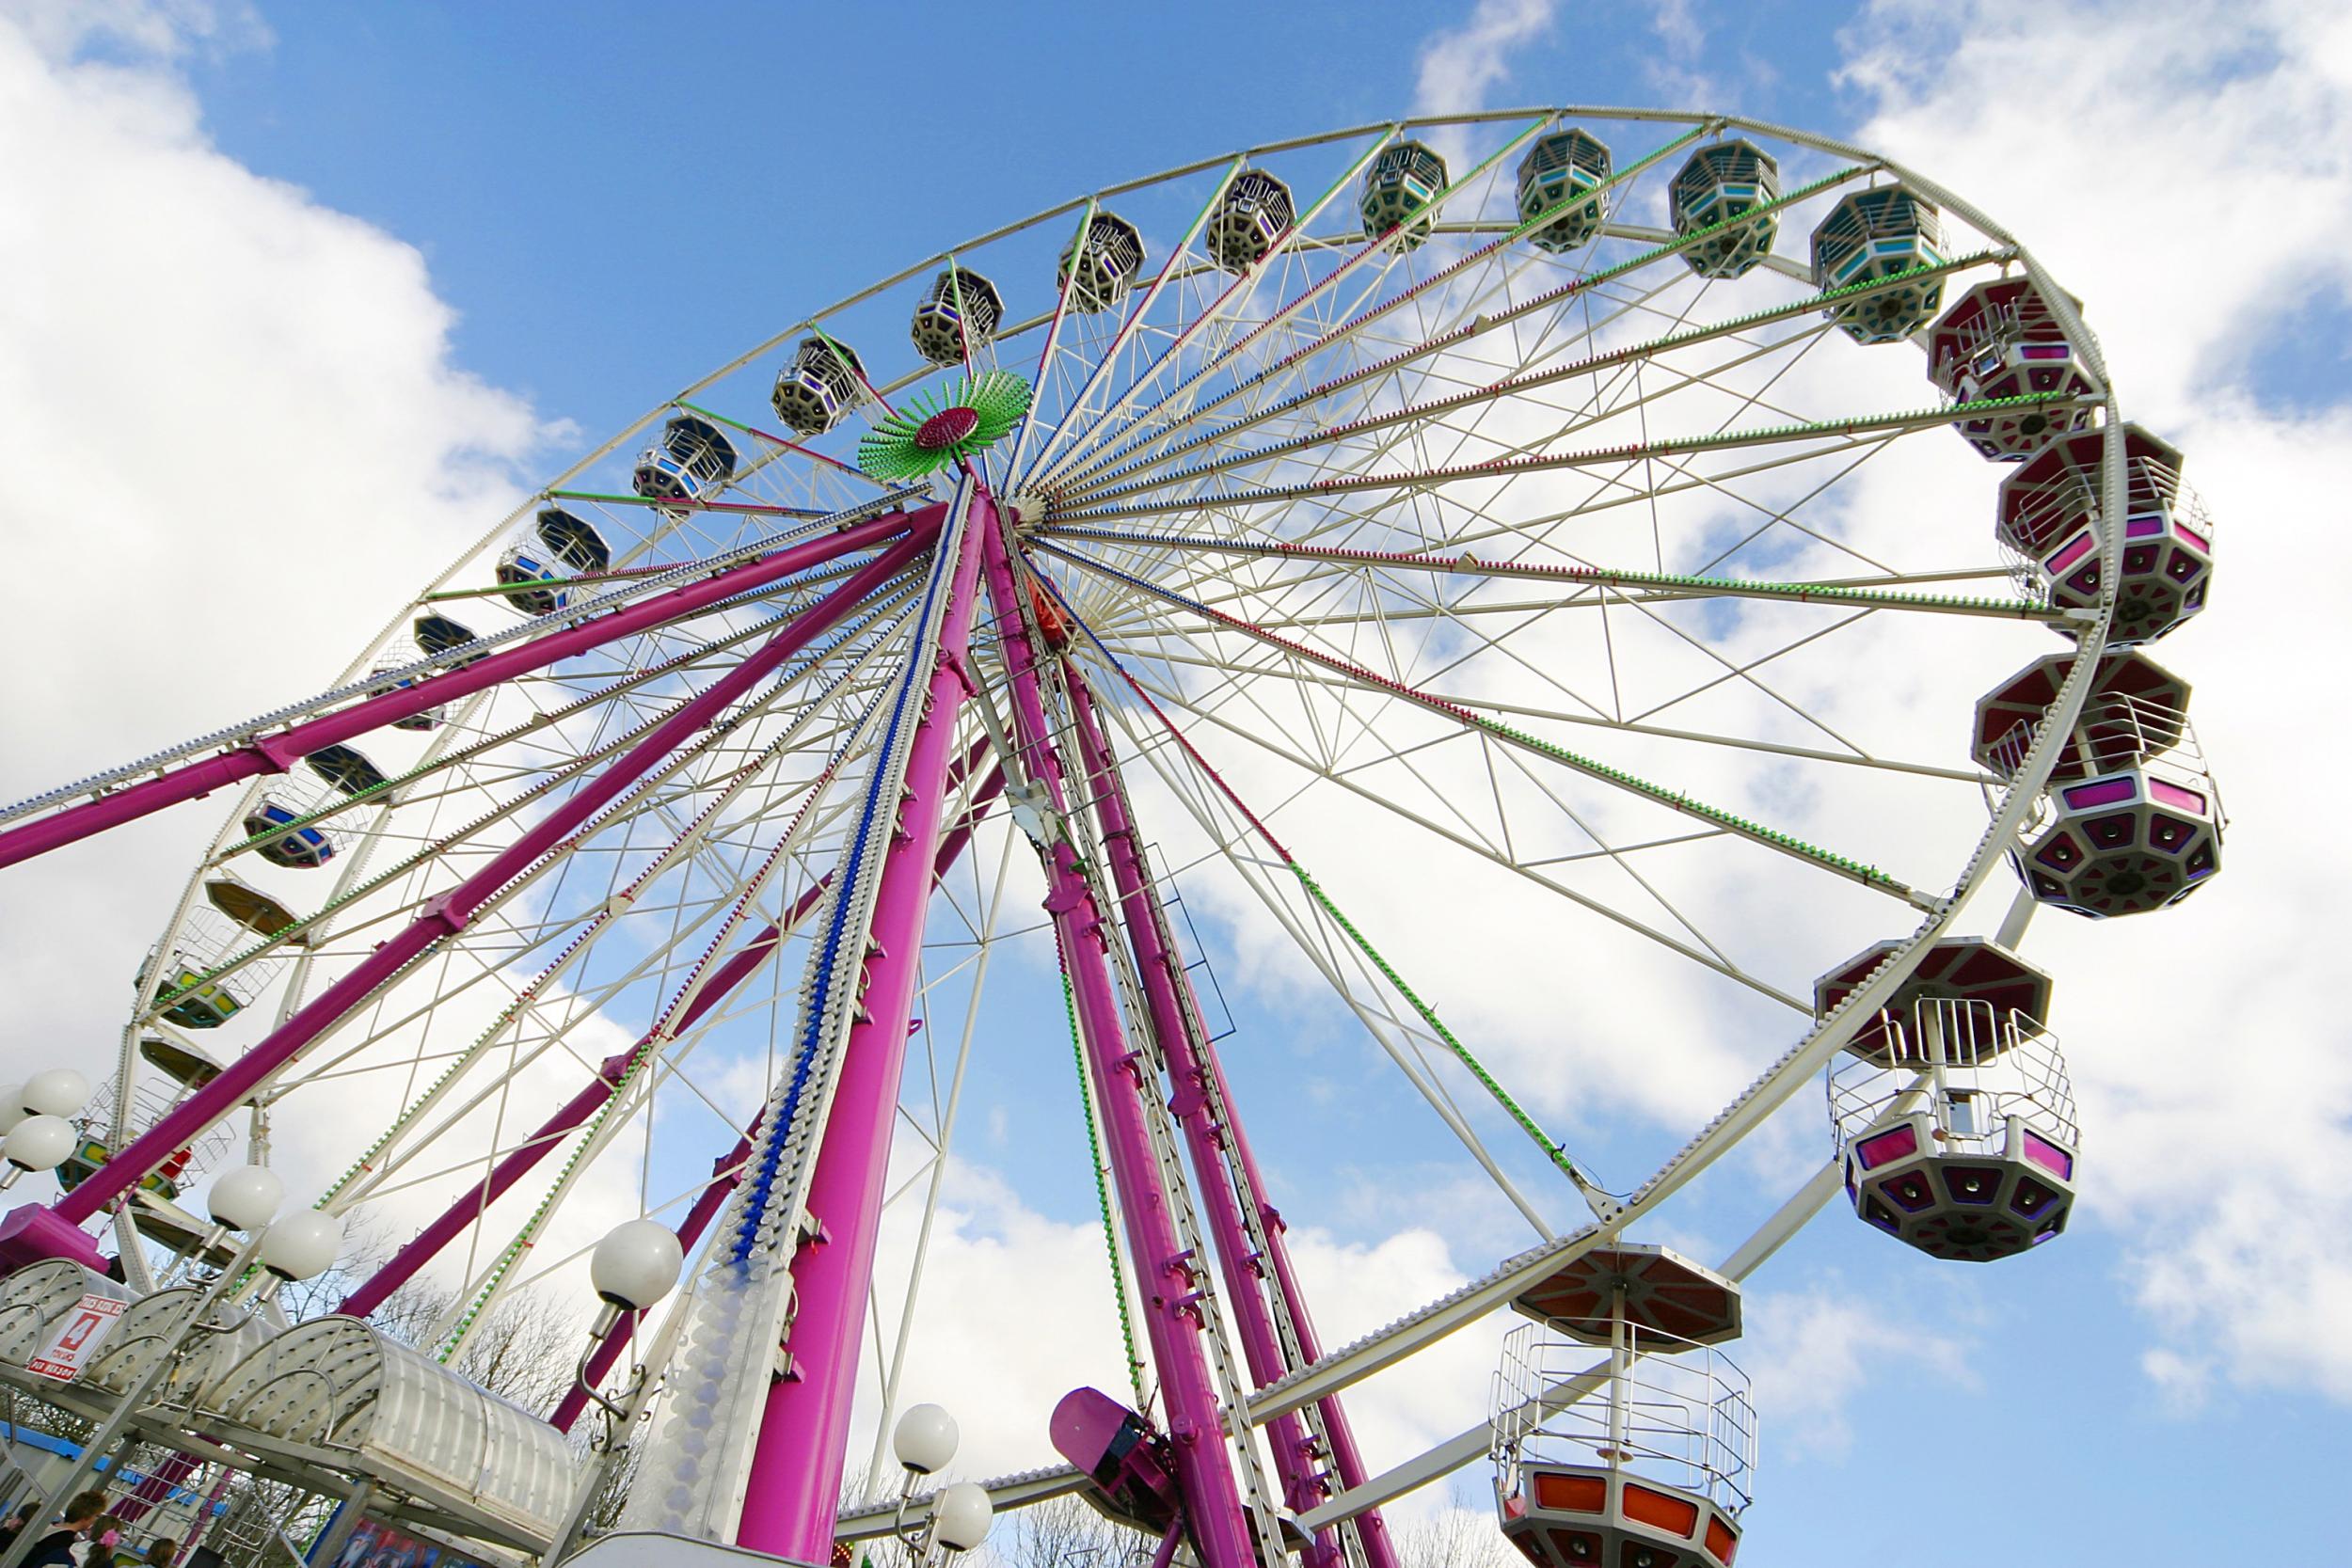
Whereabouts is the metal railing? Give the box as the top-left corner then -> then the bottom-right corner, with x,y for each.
1987,696 -> 2226,843
1935,291 -> 2057,369
2000,449 -> 2192,546
1828,998 -> 2076,1154
1996,453 -> 2213,595
1492,1321 -> 1756,1515
238,776 -> 357,866
137,909 -> 291,1033
1981,691 -> 2198,785
75,1075 -> 236,1196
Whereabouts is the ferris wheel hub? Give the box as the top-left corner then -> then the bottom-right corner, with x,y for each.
914,405 -> 980,450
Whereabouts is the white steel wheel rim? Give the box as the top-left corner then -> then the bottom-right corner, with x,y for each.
75,106 -> 2163,1542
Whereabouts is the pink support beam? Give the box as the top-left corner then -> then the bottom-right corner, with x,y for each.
734,492 -> 990,1561
1066,670 -> 1398,1568
1070,632 -> 1408,1562
977,516 -> 1261,1568
1064,672 -> 1329,1553
554,762 -> 1009,1437
171,1465 -> 233,1568
0,505 -> 940,874
1071,635 -> 1410,1560
0,532 -> 935,1273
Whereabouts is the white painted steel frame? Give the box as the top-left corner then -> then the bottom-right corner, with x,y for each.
44,108 -> 2137,1567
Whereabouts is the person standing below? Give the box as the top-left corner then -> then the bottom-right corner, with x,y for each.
141,1540 -> 176,1568
78,1513 -> 128,1568
21,1492 -> 105,1568
0,1503 -> 40,1552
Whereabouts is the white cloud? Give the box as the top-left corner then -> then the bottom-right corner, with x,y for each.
1838,0 -> 2352,415
1282,1224 -> 1518,1482
1414,0 -> 1559,119
0,1 -> 554,798
0,0 -> 268,61
1646,0 -> 1706,59
0,2 -> 572,1266
850,1159 -> 1151,1487
1744,1286 -> 1977,1458
852,1157 -> 1518,1526
1642,0 -> 1720,103
0,8 -> 553,996
2139,1346 -> 2211,1415
1835,0 -> 2352,1403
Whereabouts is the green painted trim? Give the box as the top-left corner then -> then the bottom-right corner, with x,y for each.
1289,862 -> 1591,1192
1060,964 -> 1149,1409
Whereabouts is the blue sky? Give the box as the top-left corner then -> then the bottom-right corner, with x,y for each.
3,2 -> 2349,1564
170,3 -> 1867,439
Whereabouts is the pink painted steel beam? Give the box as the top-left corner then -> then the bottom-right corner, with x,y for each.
114,1449 -> 199,1525
554,762 -> 1009,1436
1066,625 -> 1406,1562
0,504 -> 940,874
735,493 -> 991,1561
1163,951 -> 1387,1542
0,533 -> 935,1272
173,1467 -> 232,1568
977,516 -> 1261,1568
1066,627 -> 1415,1559
1067,669 -> 1398,1568
1065,671 -> 1331,1556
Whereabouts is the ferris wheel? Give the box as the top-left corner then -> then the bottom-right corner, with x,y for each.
0,104 -> 2221,1568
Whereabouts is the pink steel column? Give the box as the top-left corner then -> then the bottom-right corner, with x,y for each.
0,531 -> 937,1273
0,504 -> 937,873
553,762 -> 1007,1436
170,1465 -> 233,1568
733,492 -> 990,1561
977,516 -> 1261,1568
1067,670 -> 1400,1568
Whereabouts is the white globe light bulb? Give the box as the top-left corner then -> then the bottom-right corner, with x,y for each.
589,1219 -> 684,1310
258,1211 -> 342,1280
207,1165 -> 285,1232
932,1481 -> 993,1553
893,1402 -> 959,1476
3,1115 -> 75,1173
20,1069 -> 89,1119
0,1086 -> 25,1136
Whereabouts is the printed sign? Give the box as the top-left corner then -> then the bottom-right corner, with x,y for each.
308,1509 -> 488,1568
27,1292 -> 126,1381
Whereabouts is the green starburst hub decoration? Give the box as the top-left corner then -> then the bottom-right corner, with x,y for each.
857,370 -> 1030,481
